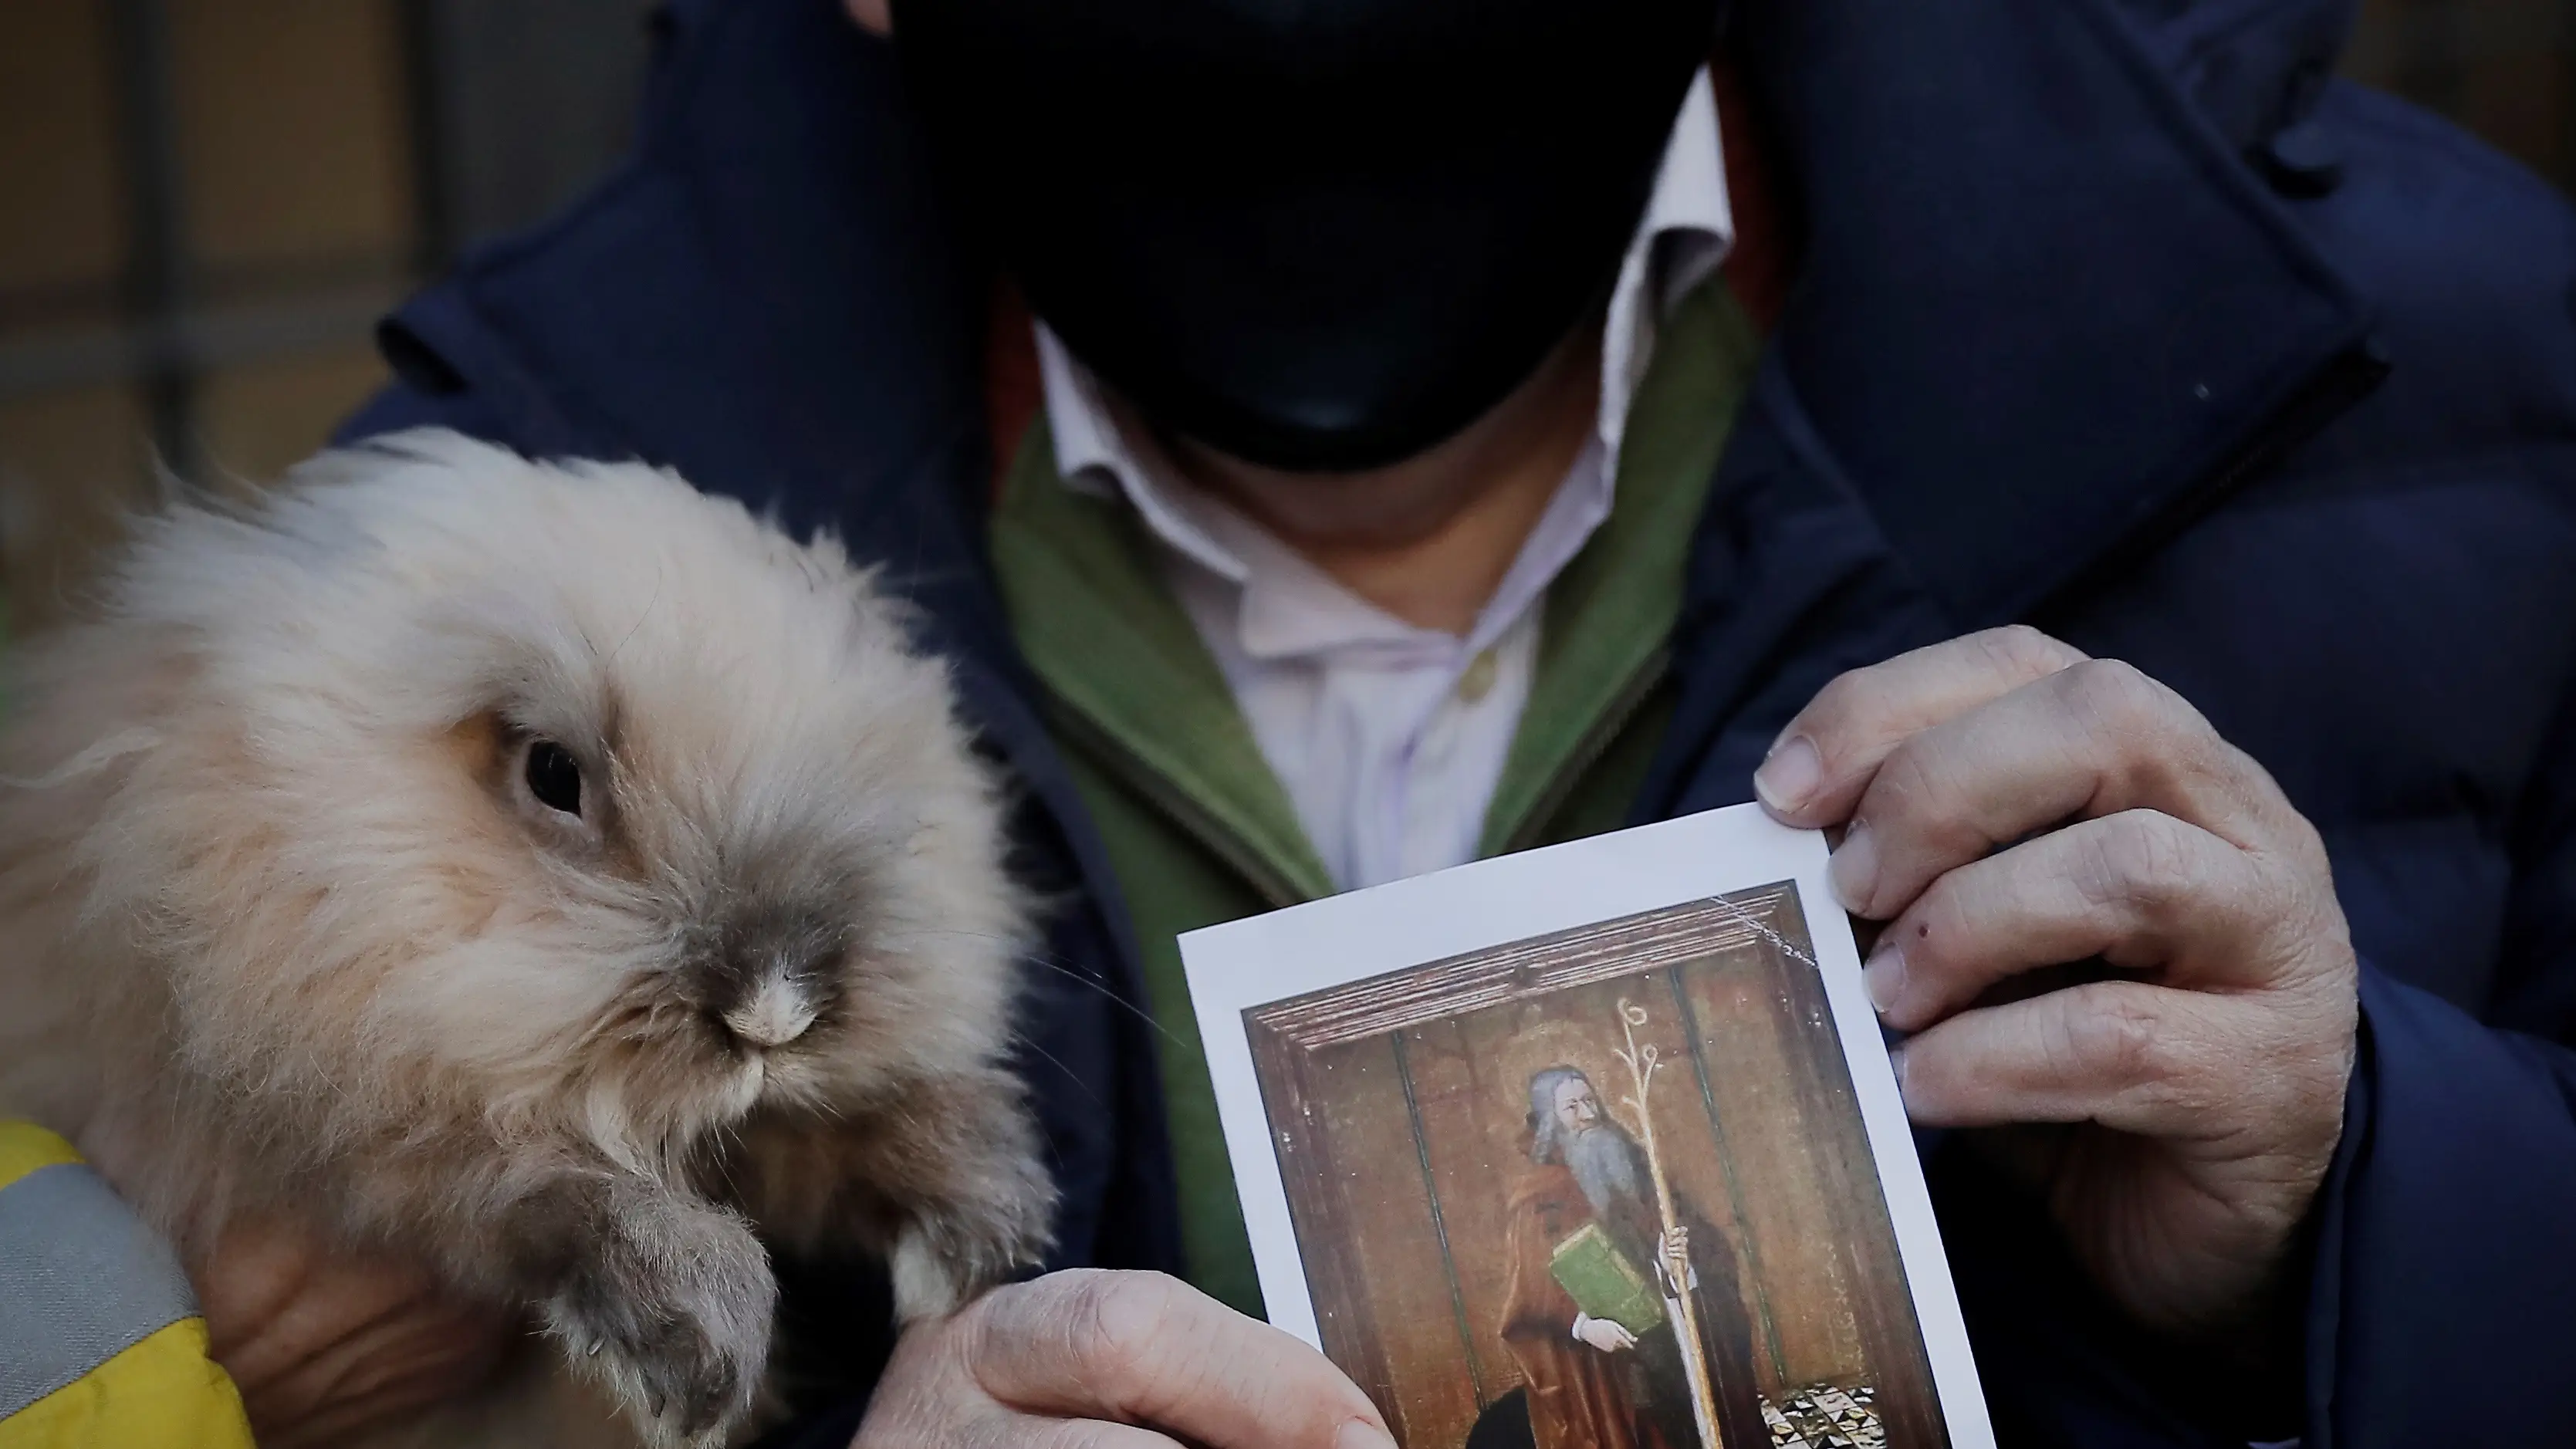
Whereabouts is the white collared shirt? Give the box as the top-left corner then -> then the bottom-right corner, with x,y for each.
1039,67 -> 1734,891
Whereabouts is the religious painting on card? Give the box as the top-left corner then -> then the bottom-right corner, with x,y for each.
1240,884 -> 1944,1449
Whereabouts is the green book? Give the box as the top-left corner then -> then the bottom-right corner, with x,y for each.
1549,1222 -> 1667,1337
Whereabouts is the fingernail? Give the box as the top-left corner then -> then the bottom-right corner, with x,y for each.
1337,1421 -> 1398,1449
1754,735 -> 1821,815
1888,1043 -> 1909,1096
1829,818 -> 1877,914
1862,944 -> 1905,1015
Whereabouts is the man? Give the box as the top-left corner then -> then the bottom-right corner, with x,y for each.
1497,1069 -> 1763,1449
138,0 -> 2576,1446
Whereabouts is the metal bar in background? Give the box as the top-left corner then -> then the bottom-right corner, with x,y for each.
397,0 -> 459,278
103,0 -> 198,483
2564,0 -> 2576,193
2392,0 -> 2470,121
421,0 -> 654,250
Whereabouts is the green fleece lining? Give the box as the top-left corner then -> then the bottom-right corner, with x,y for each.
991,454 -> 1334,907
1484,281 -> 1763,853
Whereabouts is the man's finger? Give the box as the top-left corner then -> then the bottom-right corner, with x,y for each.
206,1239 -> 438,1397
1831,658 -> 2295,919
1893,978 -> 2250,1137
1753,626 -> 2088,826
1866,811 -> 2280,1032
968,1270 -> 1391,1449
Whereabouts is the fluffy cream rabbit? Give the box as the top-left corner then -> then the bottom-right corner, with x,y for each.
0,430 -> 1053,1447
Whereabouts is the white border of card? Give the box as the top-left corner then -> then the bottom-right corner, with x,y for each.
1181,801 -> 1995,1448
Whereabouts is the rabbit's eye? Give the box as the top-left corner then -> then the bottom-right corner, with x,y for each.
524,740 -> 583,818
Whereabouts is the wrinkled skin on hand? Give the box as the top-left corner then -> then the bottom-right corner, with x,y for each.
851,1269 -> 1395,1449
196,1217 -> 518,1449
1755,627 -> 2358,1342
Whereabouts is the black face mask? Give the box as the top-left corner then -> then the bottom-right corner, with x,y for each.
891,0 -> 1722,474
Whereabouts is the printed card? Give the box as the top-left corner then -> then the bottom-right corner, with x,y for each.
1181,803 -> 1993,1449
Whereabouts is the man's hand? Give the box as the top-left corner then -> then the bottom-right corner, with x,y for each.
1573,1316 -> 1638,1353
853,1269 -> 1396,1449
1753,627 -> 2358,1338
196,1216 -> 516,1448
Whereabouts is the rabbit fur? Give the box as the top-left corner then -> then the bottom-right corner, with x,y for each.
0,430 -> 1053,1447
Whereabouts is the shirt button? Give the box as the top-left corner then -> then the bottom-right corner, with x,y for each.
1457,647 -> 1499,704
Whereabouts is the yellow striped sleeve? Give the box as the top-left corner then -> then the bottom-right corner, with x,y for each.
0,1121 -> 257,1449
0,1317 -> 254,1449
0,1123 -> 82,1194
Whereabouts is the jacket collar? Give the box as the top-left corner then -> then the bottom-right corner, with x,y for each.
2116,0 -> 2359,154
1728,0 -> 2379,628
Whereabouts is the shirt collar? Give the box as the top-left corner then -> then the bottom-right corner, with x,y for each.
1604,64 -> 1733,461
1037,64 -> 1733,658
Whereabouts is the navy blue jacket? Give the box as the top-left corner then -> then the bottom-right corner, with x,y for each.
340,0 -> 2576,1443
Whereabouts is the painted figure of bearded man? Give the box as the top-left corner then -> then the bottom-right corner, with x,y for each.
1497,1066 -> 1768,1449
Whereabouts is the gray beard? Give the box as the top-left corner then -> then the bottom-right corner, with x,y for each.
1564,1123 -> 1648,1226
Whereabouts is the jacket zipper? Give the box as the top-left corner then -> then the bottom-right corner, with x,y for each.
1038,693 -> 1312,911
1503,645 -> 1674,856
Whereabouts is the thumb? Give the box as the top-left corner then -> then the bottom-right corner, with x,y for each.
969,1272 -> 1392,1449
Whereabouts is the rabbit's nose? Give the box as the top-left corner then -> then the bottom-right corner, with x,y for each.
722,976 -> 818,1049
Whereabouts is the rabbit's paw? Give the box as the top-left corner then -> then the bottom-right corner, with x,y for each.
889,1140 -> 1055,1322
546,1192 -> 777,1448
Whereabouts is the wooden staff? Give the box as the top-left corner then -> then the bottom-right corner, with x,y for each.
1612,998 -> 1726,1449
